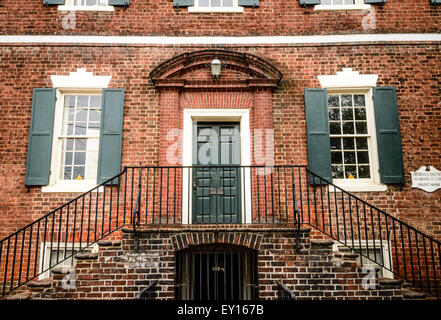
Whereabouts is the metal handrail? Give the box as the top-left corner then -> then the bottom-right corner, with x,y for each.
275,280 -> 296,300
0,165 -> 440,299
135,280 -> 158,300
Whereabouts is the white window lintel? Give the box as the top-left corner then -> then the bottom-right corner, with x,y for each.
51,68 -> 111,89
318,68 -> 378,89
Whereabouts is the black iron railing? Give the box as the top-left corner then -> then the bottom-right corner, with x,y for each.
275,280 -> 296,300
0,165 -> 440,299
304,169 -> 441,298
135,280 -> 158,300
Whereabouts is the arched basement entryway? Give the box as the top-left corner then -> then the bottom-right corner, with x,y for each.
175,244 -> 258,300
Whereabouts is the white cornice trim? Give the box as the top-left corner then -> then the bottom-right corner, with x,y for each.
51,68 -> 111,88
0,34 -> 441,45
318,68 -> 378,88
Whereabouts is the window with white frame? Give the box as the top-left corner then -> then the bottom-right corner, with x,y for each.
58,93 -> 102,182
43,69 -> 111,193
333,241 -> 393,278
188,0 -> 244,13
39,243 -> 97,279
318,68 -> 385,192
315,0 -> 371,10
328,92 -> 372,181
59,0 -> 114,11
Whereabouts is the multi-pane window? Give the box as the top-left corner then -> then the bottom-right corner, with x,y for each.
321,0 -> 364,5
68,0 -> 108,6
196,0 -> 235,8
328,93 -> 371,180
59,94 -> 101,182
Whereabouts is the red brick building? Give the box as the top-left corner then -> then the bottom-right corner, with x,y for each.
0,0 -> 440,300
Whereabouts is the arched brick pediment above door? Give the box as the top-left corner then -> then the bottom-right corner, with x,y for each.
149,49 -> 282,89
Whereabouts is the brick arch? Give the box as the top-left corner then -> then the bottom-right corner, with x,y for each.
149,49 -> 283,88
170,232 -> 263,252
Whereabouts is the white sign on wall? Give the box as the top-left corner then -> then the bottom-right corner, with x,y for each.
411,166 -> 441,193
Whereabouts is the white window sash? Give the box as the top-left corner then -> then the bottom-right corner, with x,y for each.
42,90 -> 103,193
315,0 -> 371,11
59,0 -> 114,11
188,0 -> 244,13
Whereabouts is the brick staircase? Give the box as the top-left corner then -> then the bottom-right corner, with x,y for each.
3,227 -> 431,301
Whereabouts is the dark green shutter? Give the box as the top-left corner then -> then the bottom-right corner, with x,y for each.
108,0 -> 130,6
238,0 -> 259,6
305,88 -> 332,185
431,0 -> 441,4
299,0 -> 321,5
25,89 -> 56,186
173,0 -> 194,7
373,87 -> 404,184
43,0 -> 65,5
364,0 -> 386,4
97,89 -> 125,185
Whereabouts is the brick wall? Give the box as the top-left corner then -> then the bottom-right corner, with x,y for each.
0,0 -> 439,36
0,43 -> 440,241
24,227 -> 405,300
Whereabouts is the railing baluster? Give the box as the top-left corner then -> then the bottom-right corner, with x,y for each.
57,208 -> 62,264
334,188 -> 339,241
109,179 -> 114,234
95,189 -> 99,242
430,240 -> 438,296
362,203 -> 369,263
415,232 -> 423,290
152,168 -> 156,224
264,169 -> 268,224
10,234 -> 17,291
65,204 -> 70,260
283,167 -> 288,221
72,200 -> 77,259
392,220 -> 399,279
277,167 -> 281,222
348,196 -> 355,251
26,224 -> 33,281
319,183 -> 325,233
18,231 -> 25,288
145,168 -> 150,224
270,167 -> 275,223
355,199 -> 362,258
256,167 -> 261,223
80,196 -> 85,252
174,167 -> 177,224
400,223 -> 407,279
3,237 -> 10,295
32,220 -> 41,278
159,167 -> 163,223
326,184 -> 332,239
423,236 -> 430,294
408,227 -> 415,285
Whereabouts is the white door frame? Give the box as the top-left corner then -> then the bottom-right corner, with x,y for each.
182,109 -> 252,224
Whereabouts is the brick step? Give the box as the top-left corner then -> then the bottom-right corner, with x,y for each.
98,240 -> 122,247
27,279 -> 53,288
74,252 -> 99,260
402,289 -> 427,300
5,292 -> 31,300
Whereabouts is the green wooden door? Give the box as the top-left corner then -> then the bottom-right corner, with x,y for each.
192,122 -> 241,224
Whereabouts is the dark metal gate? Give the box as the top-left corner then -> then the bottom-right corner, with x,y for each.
175,244 -> 258,300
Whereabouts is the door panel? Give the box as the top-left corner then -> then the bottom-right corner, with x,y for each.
193,122 -> 241,224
